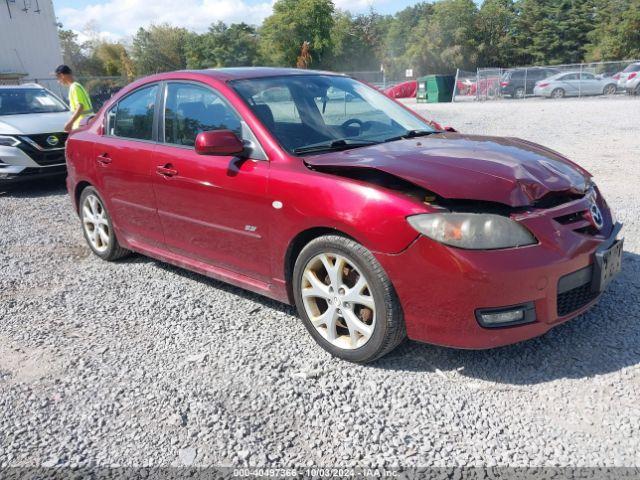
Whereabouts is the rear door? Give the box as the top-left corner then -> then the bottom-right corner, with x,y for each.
94,83 -> 164,248
152,81 -> 272,282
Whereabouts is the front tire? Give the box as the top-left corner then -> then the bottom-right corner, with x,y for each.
292,235 -> 405,363
603,84 -> 617,95
79,186 -> 129,261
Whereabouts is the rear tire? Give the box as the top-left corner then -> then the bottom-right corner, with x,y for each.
292,235 -> 405,363
603,84 -> 617,95
514,87 -> 525,99
551,88 -> 565,99
79,186 -> 130,261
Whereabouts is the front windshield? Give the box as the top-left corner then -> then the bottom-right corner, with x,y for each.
230,75 -> 435,154
0,88 -> 68,115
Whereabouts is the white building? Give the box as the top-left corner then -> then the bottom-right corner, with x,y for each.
0,0 -> 63,91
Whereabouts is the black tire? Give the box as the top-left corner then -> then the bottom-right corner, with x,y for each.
551,88 -> 565,99
292,235 -> 405,363
603,84 -> 617,95
79,186 -> 130,261
514,87 -> 525,99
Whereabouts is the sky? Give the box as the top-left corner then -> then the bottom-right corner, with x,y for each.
53,0 -> 423,41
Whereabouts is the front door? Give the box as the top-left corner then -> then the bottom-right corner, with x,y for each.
152,81 -> 272,282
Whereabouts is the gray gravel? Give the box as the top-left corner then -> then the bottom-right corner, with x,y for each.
1,96 -> 639,468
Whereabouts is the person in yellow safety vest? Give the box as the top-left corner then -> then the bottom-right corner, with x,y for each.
55,64 -> 94,132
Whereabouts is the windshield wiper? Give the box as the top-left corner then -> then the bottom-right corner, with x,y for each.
383,129 -> 440,143
293,138 -> 380,155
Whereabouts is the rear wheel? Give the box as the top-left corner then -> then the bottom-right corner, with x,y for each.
603,84 -> 617,95
551,88 -> 565,99
79,186 -> 129,261
514,87 -> 525,99
293,235 -> 405,363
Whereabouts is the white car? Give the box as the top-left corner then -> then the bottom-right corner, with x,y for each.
0,84 -> 70,182
617,62 -> 640,92
533,71 -> 618,98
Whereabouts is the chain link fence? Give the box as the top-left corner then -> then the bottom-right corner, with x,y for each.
454,60 -> 640,102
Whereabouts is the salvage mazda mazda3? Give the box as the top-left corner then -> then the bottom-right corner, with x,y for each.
65,68 -> 623,363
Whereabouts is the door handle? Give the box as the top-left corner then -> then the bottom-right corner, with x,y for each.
96,153 -> 112,165
156,164 -> 178,177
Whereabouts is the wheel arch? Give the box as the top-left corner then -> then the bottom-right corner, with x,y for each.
283,226 -> 358,304
74,180 -> 93,213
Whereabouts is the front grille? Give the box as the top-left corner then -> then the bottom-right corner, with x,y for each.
16,144 -> 66,167
557,266 -> 600,317
22,132 -> 68,150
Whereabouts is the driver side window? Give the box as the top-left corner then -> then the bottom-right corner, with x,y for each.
164,82 -> 241,147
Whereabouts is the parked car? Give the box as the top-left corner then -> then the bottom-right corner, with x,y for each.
616,62 -> 640,91
533,71 -> 618,98
383,81 -> 417,99
500,68 -> 560,98
0,84 -> 69,182
66,68 -> 622,363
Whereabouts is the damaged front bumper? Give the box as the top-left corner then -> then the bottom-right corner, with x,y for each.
375,198 -> 623,349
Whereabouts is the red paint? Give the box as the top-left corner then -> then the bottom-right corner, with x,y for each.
66,68 -> 618,349
195,130 -> 244,156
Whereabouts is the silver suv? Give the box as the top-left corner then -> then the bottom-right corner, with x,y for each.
0,84 -> 69,182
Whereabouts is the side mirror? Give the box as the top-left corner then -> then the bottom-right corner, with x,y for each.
195,130 -> 244,156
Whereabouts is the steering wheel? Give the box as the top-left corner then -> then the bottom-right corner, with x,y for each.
341,118 -> 363,130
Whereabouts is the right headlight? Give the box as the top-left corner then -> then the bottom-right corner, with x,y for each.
0,135 -> 21,147
407,213 -> 537,250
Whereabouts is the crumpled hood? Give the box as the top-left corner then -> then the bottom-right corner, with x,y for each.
304,133 -> 591,207
0,112 -> 69,135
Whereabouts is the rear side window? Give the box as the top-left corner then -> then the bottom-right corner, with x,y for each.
108,84 -> 158,140
163,82 -> 241,147
623,64 -> 640,73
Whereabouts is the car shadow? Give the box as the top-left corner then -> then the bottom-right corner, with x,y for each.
0,176 -> 67,198
373,250 -> 640,385
120,255 -> 297,316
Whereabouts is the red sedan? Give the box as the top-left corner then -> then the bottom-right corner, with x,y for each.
66,68 -> 623,363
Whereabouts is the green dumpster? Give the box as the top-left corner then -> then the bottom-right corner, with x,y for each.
417,75 -> 455,103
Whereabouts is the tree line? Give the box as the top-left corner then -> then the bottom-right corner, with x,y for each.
59,0 -> 640,82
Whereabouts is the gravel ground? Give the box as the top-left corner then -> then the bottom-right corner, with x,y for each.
1,96 -> 639,469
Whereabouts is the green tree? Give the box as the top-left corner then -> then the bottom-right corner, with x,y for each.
587,0 -> 640,60
475,0 -> 518,67
406,0 -> 479,75
132,24 -> 191,74
329,10 -> 390,72
513,0 -> 595,65
259,0 -> 335,67
383,3 -> 433,78
186,22 -> 261,68
92,42 -> 135,79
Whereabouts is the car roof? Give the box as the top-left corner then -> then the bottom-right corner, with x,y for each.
159,67 -> 345,82
0,83 -> 46,90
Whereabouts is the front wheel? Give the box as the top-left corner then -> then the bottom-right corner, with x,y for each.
79,186 -> 130,261
603,84 -> 617,95
293,235 -> 405,363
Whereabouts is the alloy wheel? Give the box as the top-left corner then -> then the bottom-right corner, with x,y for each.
300,253 -> 376,350
82,194 -> 110,253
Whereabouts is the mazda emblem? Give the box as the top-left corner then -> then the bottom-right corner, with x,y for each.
589,203 -> 604,230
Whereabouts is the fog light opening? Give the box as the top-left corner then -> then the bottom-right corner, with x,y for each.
476,302 -> 536,328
